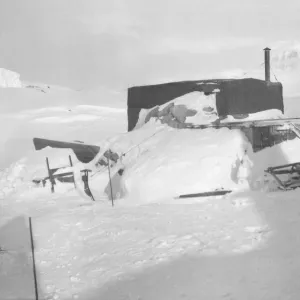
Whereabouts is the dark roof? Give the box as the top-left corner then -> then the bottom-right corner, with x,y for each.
129,77 -> 280,89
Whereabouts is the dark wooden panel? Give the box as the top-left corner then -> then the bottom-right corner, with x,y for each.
33,138 -> 100,163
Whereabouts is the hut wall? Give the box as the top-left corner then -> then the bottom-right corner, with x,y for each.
127,78 -> 284,131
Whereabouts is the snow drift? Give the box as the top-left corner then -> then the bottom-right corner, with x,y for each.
135,91 -> 219,130
120,127 -> 252,203
0,68 -> 22,88
85,113 -> 254,203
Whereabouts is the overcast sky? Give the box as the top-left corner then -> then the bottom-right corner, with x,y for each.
0,0 -> 299,90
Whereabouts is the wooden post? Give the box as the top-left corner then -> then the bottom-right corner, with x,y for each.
107,157 -> 114,207
260,132 -> 264,150
46,157 -> 55,193
69,155 -> 76,189
81,169 -> 95,201
29,217 -> 39,300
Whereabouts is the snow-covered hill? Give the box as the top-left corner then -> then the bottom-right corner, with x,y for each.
0,72 -> 127,169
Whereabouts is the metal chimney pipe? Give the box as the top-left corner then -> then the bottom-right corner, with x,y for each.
264,47 -> 271,82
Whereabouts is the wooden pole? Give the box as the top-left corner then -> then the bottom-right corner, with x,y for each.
69,155 -> 76,189
29,217 -> 39,300
107,157 -> 114,207
46,157 -> 55,193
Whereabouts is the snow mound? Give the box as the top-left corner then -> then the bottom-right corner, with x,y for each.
0,68 -> 22,88
88,122 -> 253,204
136,91 -> 219,129
121,128 -> 252,203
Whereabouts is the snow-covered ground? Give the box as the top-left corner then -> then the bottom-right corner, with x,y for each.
2,68 -> 300,299
0,83 -> 126,169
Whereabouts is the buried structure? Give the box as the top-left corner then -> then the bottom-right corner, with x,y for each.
127,48 -> 284,131
31,48 -> 300,200
127,77 -> 284,131
127,48 -> 299,153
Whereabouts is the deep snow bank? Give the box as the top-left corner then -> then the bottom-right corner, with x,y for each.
87,121 -> 253,203
121,127 -> 252,203
89,104 -> 295,203
250,138 -> 300,189
5,118 -> 300,205
0,147 -> 78,199
0,68 -> 22,88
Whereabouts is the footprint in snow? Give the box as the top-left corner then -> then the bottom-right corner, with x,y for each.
231,198 -> 253,207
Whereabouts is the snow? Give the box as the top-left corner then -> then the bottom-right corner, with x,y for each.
31,196 -> 268,299
1,74 -> 300,299
136,91 -> 219,129
0,68 -> 22,88
221,109 -> 285,123
0,85 -> 126,169
118,127 -> 250,203
250,138 -> 300,189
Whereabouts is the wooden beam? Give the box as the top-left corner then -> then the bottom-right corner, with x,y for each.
175,190 -> 232,199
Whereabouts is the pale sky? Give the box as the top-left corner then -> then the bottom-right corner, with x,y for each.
0,0 -> 299,90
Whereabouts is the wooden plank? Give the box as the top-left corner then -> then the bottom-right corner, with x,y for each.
69,155 -> 76,189
266,162 -> 300,171
186,117 -> 300,130
46,157 -> 55,193
32,171 -> 74,184
33,138 -> 100,163
175,190 -> 232,199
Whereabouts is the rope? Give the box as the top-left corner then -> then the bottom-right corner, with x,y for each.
91,127 -> 166,178
241,61 -> 280,83
122,127 -> 165,156
270,66 -> 279,82
241,62 -> 264,77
